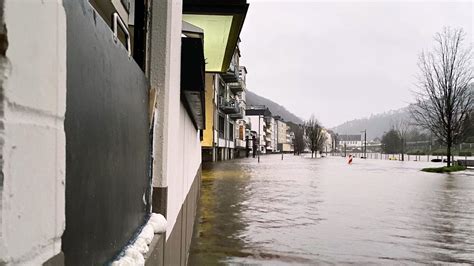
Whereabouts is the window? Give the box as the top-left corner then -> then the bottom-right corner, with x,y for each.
218,79 -> 225,98
89,0 -> 147,69
218,115 -> 225,139
217,78 -> 226,108
229,122 -> 234,140
89,1 -> 131,45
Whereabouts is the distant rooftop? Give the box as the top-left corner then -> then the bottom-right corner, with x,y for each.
246,105 -> 272,116
338,135 -> 361,141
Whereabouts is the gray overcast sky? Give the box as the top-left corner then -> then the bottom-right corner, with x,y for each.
239,0 -> 473,127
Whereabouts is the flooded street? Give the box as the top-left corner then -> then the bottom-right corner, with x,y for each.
189,154 -> 474,265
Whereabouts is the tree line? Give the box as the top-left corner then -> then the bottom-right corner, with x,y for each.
287,115 -> 328,157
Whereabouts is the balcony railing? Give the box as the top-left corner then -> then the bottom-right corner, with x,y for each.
220,63 -> 239,83
229,105 -> 245,119
218,96 -> 240,114
235,139 -> 246,148
228,78 -> 244,93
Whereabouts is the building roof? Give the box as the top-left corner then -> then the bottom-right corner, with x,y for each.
338,135 -> 361,141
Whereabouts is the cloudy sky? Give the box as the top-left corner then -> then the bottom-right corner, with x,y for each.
239,0 -> 473,127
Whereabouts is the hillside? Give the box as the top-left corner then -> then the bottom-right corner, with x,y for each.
331,107 -> 410,140
246,90 -> 304,124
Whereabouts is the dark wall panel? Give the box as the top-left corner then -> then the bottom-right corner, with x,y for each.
62,1 -> 150,264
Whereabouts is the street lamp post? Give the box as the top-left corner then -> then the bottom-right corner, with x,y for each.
258,115 -> 261,163
361,130 -> 367,159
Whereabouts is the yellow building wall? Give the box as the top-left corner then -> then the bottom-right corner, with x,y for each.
201,73 -> 215,148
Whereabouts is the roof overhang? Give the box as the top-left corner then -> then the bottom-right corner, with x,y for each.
245,106 -> 272,117
183,0 -> 249,73
181,23 -> 206,130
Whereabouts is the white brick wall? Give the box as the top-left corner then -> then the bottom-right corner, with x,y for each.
0,0 -> 66,264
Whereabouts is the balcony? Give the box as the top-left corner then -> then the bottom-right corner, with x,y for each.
228,78 -> 244,93
219,97 -> 240,114
220,64 -> 239,83
266,140 -> 273,149
235,139 -> 246,148
229,105 -> 245,119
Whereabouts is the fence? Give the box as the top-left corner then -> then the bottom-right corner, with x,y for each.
329,152 -> 474,163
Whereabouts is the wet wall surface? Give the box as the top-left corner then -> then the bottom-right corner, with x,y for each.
62,1 -> 150,264
189,154 -> 474,265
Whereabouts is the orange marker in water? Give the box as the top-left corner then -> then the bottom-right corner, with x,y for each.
348,154 -> 353,165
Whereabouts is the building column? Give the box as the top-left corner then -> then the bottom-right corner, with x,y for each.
148,0 -> 174,217
0,0 -> 66,264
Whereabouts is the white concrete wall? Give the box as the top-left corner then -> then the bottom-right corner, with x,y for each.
166,103 -> 201,238
163,0 -> 202,238
248,115 -> 265,151
324,131 -> 332,152
0,0 -> 66,264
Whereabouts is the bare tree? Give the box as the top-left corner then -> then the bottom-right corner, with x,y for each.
305,115 -> 327,158
411,27 -> 473,167
392,117 -> 412,161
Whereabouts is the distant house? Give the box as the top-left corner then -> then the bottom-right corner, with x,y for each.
275,116 -> 294,153
338,134 -> 363,149
246,105 -> 272,154
322,129 -> 332,153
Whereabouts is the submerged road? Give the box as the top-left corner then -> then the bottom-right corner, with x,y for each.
189,154 -> 474,265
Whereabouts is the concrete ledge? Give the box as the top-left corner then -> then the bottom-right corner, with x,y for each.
152,186 -> 168,218
144,233 -> 165,266
42,252 -> 64,266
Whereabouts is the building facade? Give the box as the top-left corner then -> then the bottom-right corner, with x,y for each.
322,129 -> 333,154
338,134 -> 363,150
275,117 -> 295,153
0,0 -> 248,265
246,106 -> 273,154
264,116 -> 276,152
201,42 -> 249,161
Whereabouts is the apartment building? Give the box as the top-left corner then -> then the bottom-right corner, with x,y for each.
247,106 -> 273,154
202,42 -> 250,161
264,116 -> 276,152
275,117 -> 295,152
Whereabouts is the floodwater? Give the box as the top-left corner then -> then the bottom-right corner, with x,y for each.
188,154 -> 474,265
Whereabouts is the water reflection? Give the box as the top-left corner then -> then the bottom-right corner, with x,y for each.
189,155 -> 474,265
416,175 -> 474,263
188,164 -> 252,265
